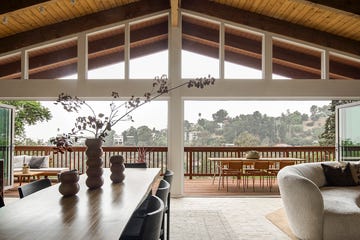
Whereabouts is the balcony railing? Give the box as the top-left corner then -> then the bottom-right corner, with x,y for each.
15,146 -> 336,178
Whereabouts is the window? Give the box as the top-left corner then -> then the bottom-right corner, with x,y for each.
330,53 -> 360,80
130,15 -> 168,79
182,14 -> 219,78
28,38 -> 78,79
88,26 -> 125,79
272,38 -> 321,79
0,53 -> 21,79
225,26 -> 262,79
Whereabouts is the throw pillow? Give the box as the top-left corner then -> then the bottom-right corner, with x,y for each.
29,156 -> 45,169
349,161 -> 360,184
321,163 -> 357,186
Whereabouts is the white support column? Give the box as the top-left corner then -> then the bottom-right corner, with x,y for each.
21,50 -> 28,80
168,13 -> 183,197
321,50 -> 329,80
77,34 -> 88,81
263,33 -> 272,81
219,22 -> 225,80
124,23 -> 130,80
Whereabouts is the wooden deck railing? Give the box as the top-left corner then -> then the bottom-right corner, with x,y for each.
14,145 -> 336,177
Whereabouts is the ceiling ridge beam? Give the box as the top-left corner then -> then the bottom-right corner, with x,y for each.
0,0 -> 170,54
181,0 -> 360,56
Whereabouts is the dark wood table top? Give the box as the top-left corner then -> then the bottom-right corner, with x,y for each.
0,168 -> 161,240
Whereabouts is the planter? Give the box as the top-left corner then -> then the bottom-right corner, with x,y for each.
85,138 -> 104,189
58,170 -> 80,197
110,155 -> 125,183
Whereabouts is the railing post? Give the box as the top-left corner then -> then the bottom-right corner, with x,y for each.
189,152 -> 193,180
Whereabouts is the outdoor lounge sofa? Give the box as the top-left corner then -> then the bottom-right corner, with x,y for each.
278,161 -> 360,240
13,155 -> 69,178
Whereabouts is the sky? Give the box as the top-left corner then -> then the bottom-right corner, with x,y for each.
25,99 -> 330,142
25,50 -> 330,141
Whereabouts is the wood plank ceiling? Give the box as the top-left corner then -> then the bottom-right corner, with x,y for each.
0,0 -> 359,79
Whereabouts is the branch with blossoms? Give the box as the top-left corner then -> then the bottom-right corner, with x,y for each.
51,74 -> 215,148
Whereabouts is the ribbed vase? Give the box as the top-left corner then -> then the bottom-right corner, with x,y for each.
85,138 -> 104,189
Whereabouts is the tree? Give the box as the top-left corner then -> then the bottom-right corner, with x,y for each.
0,101 -> 52,142
234,131 -> 260,146
212,109 -> 228,123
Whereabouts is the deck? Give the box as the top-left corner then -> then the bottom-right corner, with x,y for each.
4,176 -> 280,198
184,176 -> 280,197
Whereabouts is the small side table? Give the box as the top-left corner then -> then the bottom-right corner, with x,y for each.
14,172 -> 41,186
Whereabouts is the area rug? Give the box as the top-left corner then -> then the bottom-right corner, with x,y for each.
265,208 -> 298,240
171,210 -> 238,240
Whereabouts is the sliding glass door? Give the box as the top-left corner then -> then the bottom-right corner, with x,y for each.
336,102 -> 360,161
0,104 -> 15,189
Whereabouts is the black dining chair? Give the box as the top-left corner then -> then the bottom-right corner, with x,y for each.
124,162 -> 147,168
163,169 -> 173,240
119,195 -> 164,240
18,178 -> 52,199
0,194 -> 5,208
155,180 -> 170,240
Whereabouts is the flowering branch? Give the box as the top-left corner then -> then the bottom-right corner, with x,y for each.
53,74 -> 215,144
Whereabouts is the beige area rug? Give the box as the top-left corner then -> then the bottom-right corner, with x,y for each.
171,210 -> 238,240
265,208 -> 298,240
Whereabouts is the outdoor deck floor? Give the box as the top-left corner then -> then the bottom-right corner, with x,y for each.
184,176 -> 280,197
4,175 -> 281,198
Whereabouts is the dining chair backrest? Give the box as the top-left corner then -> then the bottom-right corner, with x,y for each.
254,161 -> 270,170
227,161 -> 243,171
156,179 -> 170,209
163,169 -> 174,188
279,161 -> 295,169
124,162 -> 147,168
18,178 -> 52,199
0,194 -> 4,208
141,195 -> 165,240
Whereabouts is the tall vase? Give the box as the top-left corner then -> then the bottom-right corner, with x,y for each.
85,138 -> 104,189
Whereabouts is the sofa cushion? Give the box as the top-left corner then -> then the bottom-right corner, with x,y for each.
13,155 -> 25,168
321,163 -> 357,186
28,156 -> 45,169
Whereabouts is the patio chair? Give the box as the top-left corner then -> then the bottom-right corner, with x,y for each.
124,162 -> 147,168
120,195 -> 164,240
18,178 -> 52,199
222,161 -> 244,191
268,160 -> 296,187
245,161 -> 271,191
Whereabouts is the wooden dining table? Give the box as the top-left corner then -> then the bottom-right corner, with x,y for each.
0,168 -> 161,240
209,157 -> 305,189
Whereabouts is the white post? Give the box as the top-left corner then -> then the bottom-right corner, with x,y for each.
167,13 -> 184,197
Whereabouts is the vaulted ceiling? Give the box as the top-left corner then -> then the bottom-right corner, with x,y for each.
0,0 -> 359,79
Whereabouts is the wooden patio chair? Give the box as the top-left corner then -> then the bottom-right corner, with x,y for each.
245,161 -> 271,191
222,161 -> 244,191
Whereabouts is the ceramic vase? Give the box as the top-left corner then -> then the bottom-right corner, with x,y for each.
85,138 -> 104,189
59,169 -> 80,197
110,155 -> 125,183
